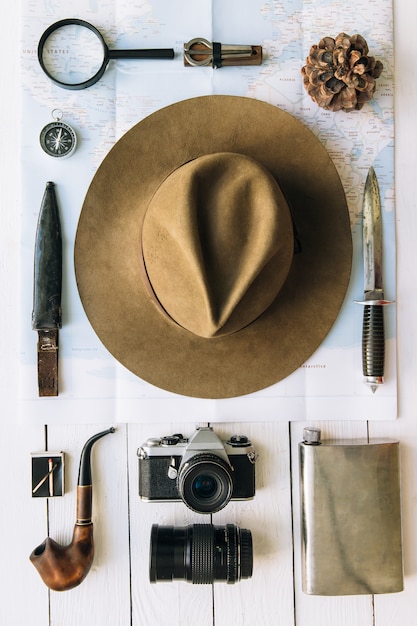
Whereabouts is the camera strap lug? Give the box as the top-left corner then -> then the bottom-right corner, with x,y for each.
247,451 -> 258,464
167,457 -> 179,480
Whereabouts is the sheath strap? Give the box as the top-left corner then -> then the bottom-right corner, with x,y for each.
212,42 -> 222,68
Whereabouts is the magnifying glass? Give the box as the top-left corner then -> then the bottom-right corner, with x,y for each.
38,18 -> 175,90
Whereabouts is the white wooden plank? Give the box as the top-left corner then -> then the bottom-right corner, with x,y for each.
0,1 -> 49,622
0,422 -> 49,626
128,422 -> 214,626
45,424 -> 131,626
291,421 -> 374,626
212,422 -> 294,626
369,0 -> 417,621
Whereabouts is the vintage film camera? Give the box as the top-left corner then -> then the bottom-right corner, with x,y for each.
137,426 -> 257,513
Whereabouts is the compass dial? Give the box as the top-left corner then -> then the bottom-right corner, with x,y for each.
40,121 -> 77,158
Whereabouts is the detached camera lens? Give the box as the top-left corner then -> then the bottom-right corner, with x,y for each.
177,454 -> 233,513
149,523 -> 253,584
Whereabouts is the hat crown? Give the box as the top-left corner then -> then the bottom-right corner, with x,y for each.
141,152 -> 294,338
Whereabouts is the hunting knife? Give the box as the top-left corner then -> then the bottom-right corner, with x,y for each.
32,182 -> 62,396
357,166 -> 392,393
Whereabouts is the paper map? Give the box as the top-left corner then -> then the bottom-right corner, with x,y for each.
20,0 -> 396,424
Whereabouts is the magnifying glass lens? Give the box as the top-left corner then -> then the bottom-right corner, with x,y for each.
40,24 -> 105,86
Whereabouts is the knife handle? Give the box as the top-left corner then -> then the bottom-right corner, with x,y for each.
362,304 -> 384,381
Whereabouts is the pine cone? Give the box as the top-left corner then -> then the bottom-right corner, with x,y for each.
301,33 -> 383,112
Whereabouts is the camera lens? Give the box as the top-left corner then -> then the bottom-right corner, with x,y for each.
149,523 -> 253,584
177,454 -> 233,513
193,474 -> 217,498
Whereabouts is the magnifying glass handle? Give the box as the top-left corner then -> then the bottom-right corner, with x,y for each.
108,48 -> 174,60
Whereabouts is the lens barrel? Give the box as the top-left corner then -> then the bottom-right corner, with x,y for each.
150,523 -> 253,584
177,453 -> 234,513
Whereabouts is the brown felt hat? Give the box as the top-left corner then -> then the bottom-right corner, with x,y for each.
74,95 -> 352,399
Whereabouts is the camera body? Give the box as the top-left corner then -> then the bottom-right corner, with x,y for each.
138,427 -> 256,513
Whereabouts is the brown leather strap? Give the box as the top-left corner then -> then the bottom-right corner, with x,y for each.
37,329 -> 58,396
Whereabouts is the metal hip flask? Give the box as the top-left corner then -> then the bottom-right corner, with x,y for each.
299,428 -> 403,596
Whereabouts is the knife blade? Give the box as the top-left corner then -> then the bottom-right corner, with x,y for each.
32,182 -> 62,396
357,166 -> 392,393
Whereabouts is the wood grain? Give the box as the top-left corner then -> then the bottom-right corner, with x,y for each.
212,422 -> 294,625
128,423 -> 214,626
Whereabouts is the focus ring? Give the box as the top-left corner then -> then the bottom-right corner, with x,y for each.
191,525 -> 214,584
225,524 -> 238,583
239,528 -> 253,579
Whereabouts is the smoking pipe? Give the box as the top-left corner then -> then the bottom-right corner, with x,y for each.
30,427 -> 115,591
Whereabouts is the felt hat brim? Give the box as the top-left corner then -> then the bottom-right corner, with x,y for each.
74,95 -> 352,399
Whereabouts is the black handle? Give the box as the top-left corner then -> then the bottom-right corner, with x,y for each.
108,48 -> 174,60
362,304 -> 385,378
78,428 -> 116,486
